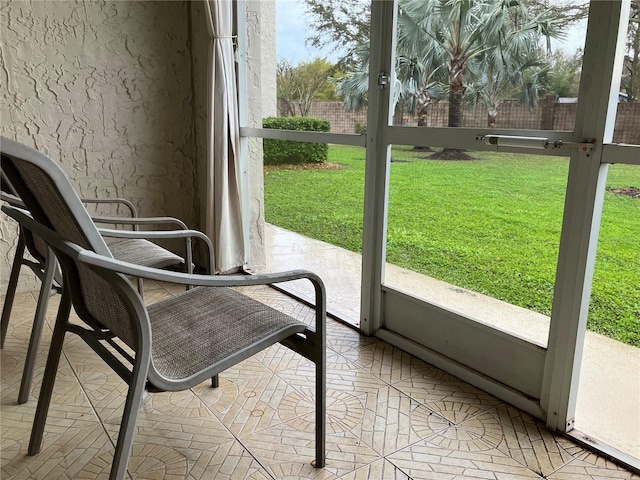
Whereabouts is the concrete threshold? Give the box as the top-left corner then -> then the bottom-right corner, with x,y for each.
259,223 -> 640,463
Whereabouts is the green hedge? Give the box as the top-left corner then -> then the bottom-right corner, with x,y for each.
262,117 -> 330,165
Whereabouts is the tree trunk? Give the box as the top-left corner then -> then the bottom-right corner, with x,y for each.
429,56 -> 475,159
413,102 -> 432,151
487,106 -> 498,128
448,59 -> 464,128
416,102 -> 429,127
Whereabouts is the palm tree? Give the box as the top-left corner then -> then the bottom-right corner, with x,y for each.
396,0 -> 560,125
335,0 -> 561,158
465,32 -> 552,128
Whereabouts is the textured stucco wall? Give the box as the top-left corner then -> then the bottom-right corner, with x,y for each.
0,1 -> 198,292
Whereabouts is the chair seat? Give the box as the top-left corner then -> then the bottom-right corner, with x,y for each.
106,238 -> 184,269
148,287 -> 307,381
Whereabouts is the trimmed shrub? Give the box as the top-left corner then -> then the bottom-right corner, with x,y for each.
262,117 -> 330,165
354,122 -> 367,135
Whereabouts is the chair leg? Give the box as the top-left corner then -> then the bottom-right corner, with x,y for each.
315,356 -> 326,468
137,277 -> 144,300
18,251 -> 56,404
110,353 -> 150,479
28,290 -> 72,455
1,234 -> 26,348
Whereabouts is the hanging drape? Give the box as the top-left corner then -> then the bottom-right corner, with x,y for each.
204,0 -> 245,273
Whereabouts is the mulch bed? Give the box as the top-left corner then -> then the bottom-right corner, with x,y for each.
607,187 -> 640,199
427,148 -> 477,160
264,162 -> 343,172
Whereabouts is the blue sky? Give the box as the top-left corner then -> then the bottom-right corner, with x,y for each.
275,0 -> 343,64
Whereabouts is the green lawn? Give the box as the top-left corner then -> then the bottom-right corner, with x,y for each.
264,144 -> 640,347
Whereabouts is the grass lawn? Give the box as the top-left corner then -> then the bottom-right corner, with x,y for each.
264,144 -> 640,347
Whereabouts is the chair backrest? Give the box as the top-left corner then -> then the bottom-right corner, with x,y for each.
2,172 -> 50,265
1,137 -> 139,348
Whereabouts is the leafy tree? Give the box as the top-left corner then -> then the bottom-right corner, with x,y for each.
546,50 -> 582,98
622,0 -> 640,101
530,1 -> 639,101
276,58 -> 338,116
525,0 -> 588,29
318,71 -> 345,100
465,42 -> 552,128
304,0 -> 586,70
304,0 -> 370,69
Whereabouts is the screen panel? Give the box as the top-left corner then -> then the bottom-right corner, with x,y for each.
383,146 -> 570,345
574,163 -> 640,461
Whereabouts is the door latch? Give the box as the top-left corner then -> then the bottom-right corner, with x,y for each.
377,72 -> 390,90
477,135 -> 596,151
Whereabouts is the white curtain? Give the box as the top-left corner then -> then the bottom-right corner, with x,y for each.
204,0 -> 244,273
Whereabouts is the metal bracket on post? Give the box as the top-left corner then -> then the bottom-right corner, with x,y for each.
377,72 -> 390,89
552,139 -> 597,152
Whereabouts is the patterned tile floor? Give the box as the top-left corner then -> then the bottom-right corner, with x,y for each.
1,281 -> 638,479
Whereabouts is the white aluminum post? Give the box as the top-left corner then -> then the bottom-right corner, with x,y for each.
541,0 -> 630,432
359,0 -> 398,335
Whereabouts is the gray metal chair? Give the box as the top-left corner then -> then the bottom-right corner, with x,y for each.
0,137 -> 326,479
1,180 -> 214,405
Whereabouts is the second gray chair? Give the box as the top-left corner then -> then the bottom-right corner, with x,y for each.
1,177 -> 214,405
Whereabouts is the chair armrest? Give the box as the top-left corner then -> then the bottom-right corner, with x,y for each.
91,216 -> 189,230
79,249 -> 326,335
1,203 -> 325,339
2,203 -> 214,275
17,198 -> 319,290
80,248 -> 324,292
81,197 -> 138,218
98,227 -> 209,242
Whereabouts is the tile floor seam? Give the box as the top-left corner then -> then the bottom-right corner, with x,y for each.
186,368 -> 330,479
190,376 -> 295,441
233,437 -> 278,480
484,404 -> 581,478
61,344 -> 119,455
139,386 -> 273,479
382,459 -> 415,480
365,398 -> 562,479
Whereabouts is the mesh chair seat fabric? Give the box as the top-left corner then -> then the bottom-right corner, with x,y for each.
106,238 -> 184,269
148,286 -> 307,380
